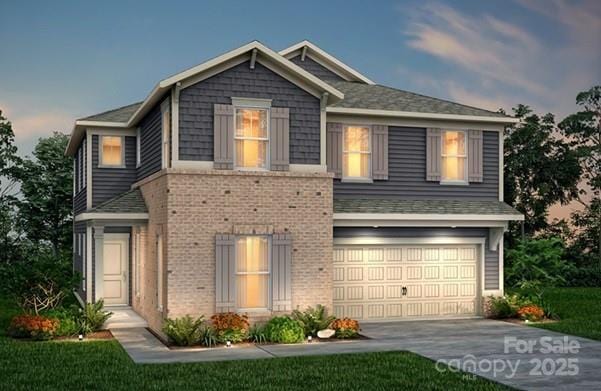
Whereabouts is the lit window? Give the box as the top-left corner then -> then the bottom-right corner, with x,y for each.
343,126 -> 371,179
442,130 -> 467,182
236,236 -> 269,310
235,109 -> 268,169
101,136 -> 123,166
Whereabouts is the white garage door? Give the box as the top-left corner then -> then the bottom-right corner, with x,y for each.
333,244 -> 479,321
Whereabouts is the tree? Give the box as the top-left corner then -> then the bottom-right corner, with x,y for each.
504,105 -> 582,245
558,86 -> 601,265
18,133 -> 73,257
0,110 -> 23,264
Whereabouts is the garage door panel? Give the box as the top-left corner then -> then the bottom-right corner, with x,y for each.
333,244 -> 479,320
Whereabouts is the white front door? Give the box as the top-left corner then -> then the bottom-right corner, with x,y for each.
103,234 -> 129,305
333,244 -> 479,321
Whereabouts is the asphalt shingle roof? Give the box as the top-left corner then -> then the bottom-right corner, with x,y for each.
334,199 -> 521,215
80,102 -> 143,123
89,189 -> 148,214
328,80 -> 508,118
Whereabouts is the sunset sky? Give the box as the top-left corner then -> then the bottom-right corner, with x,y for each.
1,0 -> 599,161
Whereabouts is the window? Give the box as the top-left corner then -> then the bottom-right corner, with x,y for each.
156,234 -> 163,311
442,130 -> 467,182
235,236 -> 270,310
235,108 -> 269,169
161,100 -> 170,169
343,126 -> 371,180
136,128 -> 141,168
100,136 -> 124,167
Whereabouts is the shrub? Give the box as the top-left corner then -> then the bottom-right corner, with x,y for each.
517,305 -> 545,322
80,299 -> 112,333
199,326 -> 218,347
8,314 -> 59,340
485,294 -> 529,319
44,307 -> 80,337
505,237 -> 574,290
565,265 -> 601,287
162,315 -> 204,346
248,323 -> 267,344
291,305 -> 335,337
211,313 -> 249,343
264,316 -> 304,344
331,318 -> 360,339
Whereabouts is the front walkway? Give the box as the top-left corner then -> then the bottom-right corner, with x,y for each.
109,319 -> 601,390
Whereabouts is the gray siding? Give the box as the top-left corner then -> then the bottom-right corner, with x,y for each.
73,142 -> 87,215
289,55 -> 345,81
137,100 -> 164,181
73,221 -> 86,299
92,135 -> 137,207
179,61 -> 321,164
334,127 -> 499,200
74,188 -> 86,215
334,227 -> 500,290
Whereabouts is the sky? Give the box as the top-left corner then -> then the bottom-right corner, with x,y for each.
1,0 -> 600,157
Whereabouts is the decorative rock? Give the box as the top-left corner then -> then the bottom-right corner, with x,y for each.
317,329 -> 335,339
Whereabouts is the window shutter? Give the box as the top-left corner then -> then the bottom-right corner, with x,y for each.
426,128 -> 442,181
468,130 -> 483,182
372,125 -> 389,180
326,123 -> 343,179
270,107 -> 290,171
271,233 -> 292,312
214,104 -> 234,169
215,234 -> 236,312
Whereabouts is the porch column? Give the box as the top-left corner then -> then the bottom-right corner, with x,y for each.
94,225 -> 105,301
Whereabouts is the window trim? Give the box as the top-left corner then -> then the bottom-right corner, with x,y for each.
440,129 -> 469,185
99,135 -> 126,168
342,124 -> 372,182
234,235 -> 272,313
233,106 -> 271,171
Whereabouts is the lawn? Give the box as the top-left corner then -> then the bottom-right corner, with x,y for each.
531,287 -> 601,341
0,298 -> 507,391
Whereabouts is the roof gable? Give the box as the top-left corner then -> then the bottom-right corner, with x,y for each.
279,40 -> 375,85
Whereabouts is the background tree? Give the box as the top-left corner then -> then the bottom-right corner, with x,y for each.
504,105 -> 581,246
18,133 -> 73,257
558,86 -> 601,265
0,110 -> 23,265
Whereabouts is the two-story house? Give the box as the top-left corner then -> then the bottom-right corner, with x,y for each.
67,41 -> 523,333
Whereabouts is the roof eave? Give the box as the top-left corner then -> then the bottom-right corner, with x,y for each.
326,107 -> 519,124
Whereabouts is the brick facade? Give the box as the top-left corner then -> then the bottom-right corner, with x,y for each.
136,168 -> 333,332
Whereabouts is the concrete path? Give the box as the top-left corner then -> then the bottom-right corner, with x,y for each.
111,319 -> 601,391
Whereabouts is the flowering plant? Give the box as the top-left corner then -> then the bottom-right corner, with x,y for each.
331,317 -> 360,339
8,314 -> 59,340
210,312 -> 249,343
517,305 -> 545,322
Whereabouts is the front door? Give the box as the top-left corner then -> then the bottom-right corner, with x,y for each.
103,234 -> 129,305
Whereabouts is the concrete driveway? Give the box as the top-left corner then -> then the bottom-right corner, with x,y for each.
361,319 -> 601,391
113,319 -> 601,390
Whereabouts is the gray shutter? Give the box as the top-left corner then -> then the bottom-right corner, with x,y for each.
270,107 -> 289,171
215,234 -> 235,312
426,128 -> 442,181
214,104 -> 234,169
272,233 -> 292,312
468,130 -> 483,182
326,123 -> 343,179
372,125 -> 388,180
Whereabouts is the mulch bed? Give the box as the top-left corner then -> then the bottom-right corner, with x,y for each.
54,330 -> 114,341
501,318 -> 558,325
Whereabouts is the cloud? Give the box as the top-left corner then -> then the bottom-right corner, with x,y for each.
402,1 -> 601,118
0,103 -> 72,156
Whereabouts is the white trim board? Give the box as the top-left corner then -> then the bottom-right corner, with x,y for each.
334,237 -> 486,245
334,220 -> 510,228
334,213 -> 524,221
75,213 -> 149,221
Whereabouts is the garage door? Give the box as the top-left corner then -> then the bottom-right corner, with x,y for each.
333,244 -> 479,320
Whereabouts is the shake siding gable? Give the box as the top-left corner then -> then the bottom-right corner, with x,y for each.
179,61 -> 320,164
288,55 -> 346,81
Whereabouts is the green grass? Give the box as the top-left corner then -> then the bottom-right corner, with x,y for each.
531,287 -> 601,341
0,297 -> 507,391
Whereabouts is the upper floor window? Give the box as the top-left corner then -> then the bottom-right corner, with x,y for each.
100,136 -> 124,167
442,130 -> 467,182
343,126 -> 371,180
236,236 -> 270,311
235,108 -> 269,170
